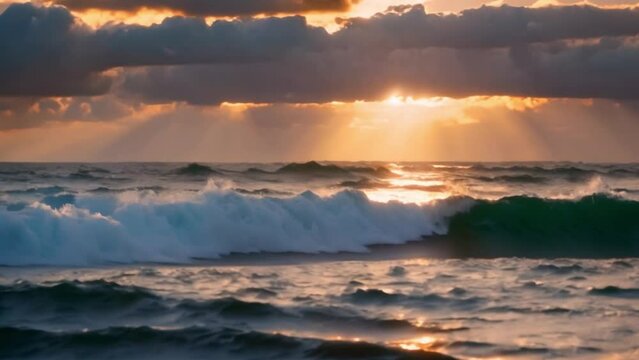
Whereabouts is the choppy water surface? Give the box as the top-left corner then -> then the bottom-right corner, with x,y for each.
2,258 -> 639,359
1,162 -> 639,359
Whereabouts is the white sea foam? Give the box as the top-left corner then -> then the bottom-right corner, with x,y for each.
0,183 -> 473,266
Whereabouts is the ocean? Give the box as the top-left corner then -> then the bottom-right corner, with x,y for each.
1,161 -> 638,359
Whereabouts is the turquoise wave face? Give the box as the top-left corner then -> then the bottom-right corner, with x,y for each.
446,194 -> 639,258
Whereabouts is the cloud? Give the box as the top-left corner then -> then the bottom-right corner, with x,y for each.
3,2 -> 639,101
0,96 -> 134,129
335,4 -> 639,48
0,3 -> 329,96
91,15 -> 329,68
120,38 -> 639,104
56,0 -> 359,16
424,0 -> 639,13
0,4 -> 111,96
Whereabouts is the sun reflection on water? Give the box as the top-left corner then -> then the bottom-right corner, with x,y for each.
391,336 -> 440,351
363,166 -> 452,204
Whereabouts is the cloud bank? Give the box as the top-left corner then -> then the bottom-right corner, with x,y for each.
2,3 -> 639,102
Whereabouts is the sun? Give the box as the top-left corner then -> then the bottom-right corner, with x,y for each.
385,95 -> 405,106
384,95 -> 452,108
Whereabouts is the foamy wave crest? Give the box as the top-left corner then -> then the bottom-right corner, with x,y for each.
0,183 -> 468,266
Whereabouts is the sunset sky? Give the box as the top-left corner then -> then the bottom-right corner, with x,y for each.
2,0 -> 639,162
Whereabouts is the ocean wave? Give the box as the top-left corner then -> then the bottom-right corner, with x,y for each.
0,186 -> 454,265
469,174 -> 548,184
0,325 -> 457,360
175,163 -> 222,176
343,288 -> 484,310
68,166 -> 114,180
0,280 -> 158,306
178,297 -> 287,319
0,280 -> 166,329
1,182 -> 639,265
470,164 -> 639,179
276,161 -> 351,176
446,194 -> 639,258
0,280 -> 464,338
247,161 -> 394,178
588,286 -> 639,298
0,280 -> 161,318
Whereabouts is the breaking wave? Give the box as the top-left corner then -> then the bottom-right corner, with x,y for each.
446,194 -> 639,258
1,182 -> 639,265
0,185 -> 456,266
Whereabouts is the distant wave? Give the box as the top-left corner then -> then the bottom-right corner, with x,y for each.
1,184 -> 638,265
276,161 -> 350,175
175,163 -> 222,176
469,174 -> 548,184
245,161 -> 394,178
67,166 -> 114,180
470,164 -> 639,180
588,286 -> 639,298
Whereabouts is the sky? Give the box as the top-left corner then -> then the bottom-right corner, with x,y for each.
1,0 -> 639,162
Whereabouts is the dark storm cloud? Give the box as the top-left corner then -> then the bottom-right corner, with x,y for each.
0,3 -> 328,96
57,0 -> 358,16
335,4 -> 639,49
3,3 -> 639,100
91,15 -> 328,68
0,4 -> 111,96
120,39 -> 639,104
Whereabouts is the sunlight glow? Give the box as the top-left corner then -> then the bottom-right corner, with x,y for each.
363,164 -> 452,204
393,336 -> 439,352
383,95 -> 452,108
69,8 -> 181,27
432,164 -> 472,169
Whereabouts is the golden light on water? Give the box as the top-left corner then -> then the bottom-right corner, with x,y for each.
364,188 -> 450,204
432,164 -> 472,169
363,166 -> 451,204
392,336 -> 439,351
386,178 -> 445,188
